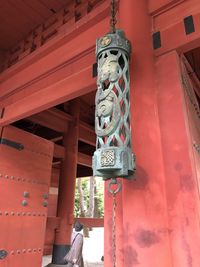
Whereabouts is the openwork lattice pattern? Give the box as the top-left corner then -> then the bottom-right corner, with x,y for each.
96,49 -> 131,149
93,30 -> 135,179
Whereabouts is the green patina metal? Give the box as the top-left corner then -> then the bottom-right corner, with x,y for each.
92,29 -> 136,179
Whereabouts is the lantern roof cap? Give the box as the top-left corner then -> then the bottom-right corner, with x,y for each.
96,29 -> 131,58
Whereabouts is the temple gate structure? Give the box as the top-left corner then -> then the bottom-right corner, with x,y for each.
0,0 -> 200,266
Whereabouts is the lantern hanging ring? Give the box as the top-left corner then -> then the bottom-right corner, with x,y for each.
108,178 -> 122,195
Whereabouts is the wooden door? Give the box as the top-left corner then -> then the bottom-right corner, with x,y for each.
0,126 -> 53,267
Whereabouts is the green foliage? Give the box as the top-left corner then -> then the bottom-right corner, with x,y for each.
74,177 -> 104,218
94,180 -> 104,218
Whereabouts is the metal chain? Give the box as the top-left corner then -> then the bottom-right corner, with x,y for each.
110,0 -> 117,33
112,191 -> 117,267
108,178 -> 121,267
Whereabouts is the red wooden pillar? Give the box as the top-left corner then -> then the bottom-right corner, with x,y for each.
120,0 -> 172,266
104,0 -> 172,266
156,51 -> 200,266
50,100 -> 80,266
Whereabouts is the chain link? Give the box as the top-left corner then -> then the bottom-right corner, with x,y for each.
108,178 -> 121,267
112,191 -> 117,267
110,0 -> 117,33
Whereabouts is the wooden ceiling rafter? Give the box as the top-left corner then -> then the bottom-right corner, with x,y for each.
51,136 -> 63,142
25,105 -> 94,169
0,0 -> 106,71
53,143 -> 92,168
27,107 -> 96,147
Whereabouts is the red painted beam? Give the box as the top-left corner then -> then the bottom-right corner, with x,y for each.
75,217 -> 104,228
79,121 -> 96,147
152,0 -> 200,56
54,144 -> 92,167
28,108 -> 71,133
51,136 -> 63,142
27,108 -> 96,146
148,0 -> 185,16
0,64 -> 95,126
54,144 -> 65,159
0,1 -> 109,99
0,3 -> 110,128
77,152 -> 92,167
154,12 -> 200,56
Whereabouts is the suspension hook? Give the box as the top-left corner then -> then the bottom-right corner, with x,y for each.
108,178 -> 121,194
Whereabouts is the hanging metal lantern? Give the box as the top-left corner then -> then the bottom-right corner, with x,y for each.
92,29 -> 136,179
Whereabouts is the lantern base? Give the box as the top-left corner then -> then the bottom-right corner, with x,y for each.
93,147 -> 136,179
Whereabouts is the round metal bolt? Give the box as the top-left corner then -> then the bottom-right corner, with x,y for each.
0,174 -> 2,178
43,194 -> 49,199
43,201 -> 48,207
22,212 -> 26,216
38,248 -> 42,253
10,250 -> 14,255
5,211 -> 9,216
22,200 -> 28,206
17,250 -> 20,254
23,191 -> 29,198
11,212 -> 15,216
22,249 -> 26,253
28,249 -> 32,253
17,212 -> 21,216
11,176 -> 14,180
5,175 -> 9,179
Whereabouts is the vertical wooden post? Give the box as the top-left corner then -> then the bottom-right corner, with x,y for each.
51,100 -> 80,266
156,51 -> 200,266
120,0 -> 173,266
104,0 -> 172,266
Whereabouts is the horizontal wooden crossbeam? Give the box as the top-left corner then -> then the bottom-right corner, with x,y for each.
54,144 -> 92,168
27,108 -> 96,146
27,108 -> 72,133
152,1 -> 200,56
74,217 -> 104,227
77,152 -> 92,167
